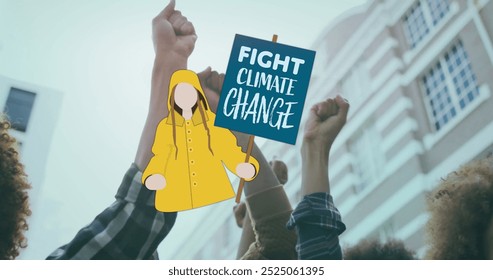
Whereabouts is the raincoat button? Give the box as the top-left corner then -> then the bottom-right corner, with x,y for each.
193,182 -> 198,187
188,138 -> 192,143
187,130 -> 191,134
192,172 -> 196,176
189,148 -> 193,152
190,160 -> 195,165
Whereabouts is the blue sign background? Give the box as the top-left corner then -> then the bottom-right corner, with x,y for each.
214,34 -> 316,145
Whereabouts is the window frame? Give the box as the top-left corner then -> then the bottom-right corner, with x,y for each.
420,40 -> 480,132
402,0 -> 451,49
3,87 -> 37,133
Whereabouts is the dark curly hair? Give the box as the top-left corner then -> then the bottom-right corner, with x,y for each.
425,156 -> 493,259
0,116 -> 31,259
344,239 -> 416,260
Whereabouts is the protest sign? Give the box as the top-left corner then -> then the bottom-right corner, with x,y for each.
215,34 -> 316,145
215,34 -> 315,202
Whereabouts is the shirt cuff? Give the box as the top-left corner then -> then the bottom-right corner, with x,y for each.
286,192 -> 346,235
115,163 -> 156,207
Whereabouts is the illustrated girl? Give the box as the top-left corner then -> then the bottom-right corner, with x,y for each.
142,69 -> 259,212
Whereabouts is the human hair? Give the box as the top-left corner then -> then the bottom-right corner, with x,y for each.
343,239 -> 416,260
169,87 -> 212,159
425,156 -> 493,259
0,116 -> 31,259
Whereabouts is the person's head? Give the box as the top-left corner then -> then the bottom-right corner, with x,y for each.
169,70 -> 209,115
168,69 -> 209,111
173,83 -> 198,111
343,239 -> 416,260
168,70 -> 212,158
425,156 -> 493,259
0,117 -> 31,259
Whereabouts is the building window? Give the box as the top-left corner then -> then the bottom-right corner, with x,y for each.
422,41 -> 479,131
403,0 -> 450,49
349,124 -> 385,193
426,0 -> 450,25
403,2 -> 429,49
3,87 -> 36,132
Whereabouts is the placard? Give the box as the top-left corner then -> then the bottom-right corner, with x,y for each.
215,34 -> 316,145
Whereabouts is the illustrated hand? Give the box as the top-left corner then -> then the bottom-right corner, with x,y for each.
236,163 -> 256,180
152,0 -> 197,59
303,95 -> 349,147
145,174 -> 167,190
197,67 -> 225,113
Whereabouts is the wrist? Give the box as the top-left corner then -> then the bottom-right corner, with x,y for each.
301,161 -> 330,196
153,53 -> 187,70
301,140 -> 330,165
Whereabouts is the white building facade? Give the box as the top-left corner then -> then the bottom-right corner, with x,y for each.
312,0 -> 493,256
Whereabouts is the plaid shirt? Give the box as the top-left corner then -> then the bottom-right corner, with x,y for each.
286,192 -> 346,260
46,164 -> 177,260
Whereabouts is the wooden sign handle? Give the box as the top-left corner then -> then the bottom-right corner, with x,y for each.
235,135 -> 255,203
235,34 -> 278,203
272,34 -> 278,43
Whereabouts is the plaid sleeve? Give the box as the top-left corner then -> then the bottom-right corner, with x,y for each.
286,192 -> 346,260
46,163 -> 177,260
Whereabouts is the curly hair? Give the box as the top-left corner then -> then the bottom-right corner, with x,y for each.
343,239 -> 416,260
0,117 -> 31,259
425,156 -> 493,259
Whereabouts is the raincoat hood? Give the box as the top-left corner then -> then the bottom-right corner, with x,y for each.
168,69 -> 210,112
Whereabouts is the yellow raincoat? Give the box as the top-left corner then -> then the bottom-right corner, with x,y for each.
142,70 -> 259,212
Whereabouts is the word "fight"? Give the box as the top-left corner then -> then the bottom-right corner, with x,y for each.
238,46 -> 306,75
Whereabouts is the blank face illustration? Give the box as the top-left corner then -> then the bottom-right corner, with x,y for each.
174,83 -> 198,109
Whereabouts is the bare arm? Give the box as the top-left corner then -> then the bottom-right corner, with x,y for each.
301,95 -> 349,196
234,159 -> 290,258
134,0 -> 197,170
287,95 -> 349,260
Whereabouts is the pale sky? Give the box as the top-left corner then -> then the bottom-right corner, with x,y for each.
0,0 -> 367,259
